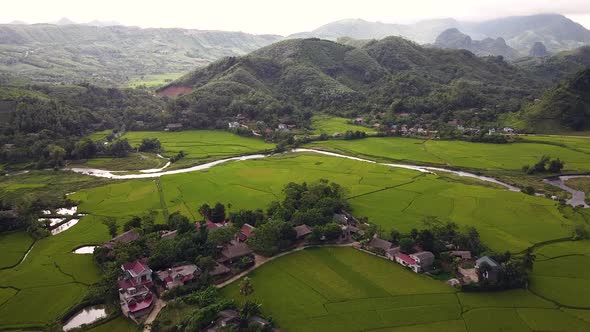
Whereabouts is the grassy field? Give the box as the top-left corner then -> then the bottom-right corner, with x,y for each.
0,232 -> 34,269
311,115 -> 378,135
308,137 -> 590,172
71,153 -> 585,253
222,247 -> 590,332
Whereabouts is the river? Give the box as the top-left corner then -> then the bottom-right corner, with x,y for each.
543,175 -> 590,208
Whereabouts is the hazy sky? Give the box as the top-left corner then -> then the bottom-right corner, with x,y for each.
3,0 -> 590,35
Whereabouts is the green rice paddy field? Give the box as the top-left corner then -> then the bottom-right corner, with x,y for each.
222,247 -> 590,332
311,115 -> 378,135
72,153 -> 585,253
0,232 -> 33,269
122,130 -> 273,160
308,136 -> 590,171
85,130 -> 274,170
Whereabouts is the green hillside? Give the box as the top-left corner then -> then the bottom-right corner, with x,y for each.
164,37 -> 590,127
521,69 -> 590,132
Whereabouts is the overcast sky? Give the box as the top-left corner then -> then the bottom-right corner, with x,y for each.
2,0 -> 590,35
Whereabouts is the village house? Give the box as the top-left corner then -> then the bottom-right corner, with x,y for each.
476,256 -> 500,283
385,246 -> 400,261
410,251 -> 435,272
450,250 -> 472,260
294,224 -> 313,240
395,253 -> 417,271
228,121 -> 240,129
210,263 -> 231,278
165,123 -> 183,131
367,236 -> 393,254
196,220 -> 230,231
103,229 -> 140,249
155,264 -> 200,290
353,117 -> 364,124
237,223 -> 256,242
218,241 -> 253,264
277,123 -> 288,130
118,259 -> 155,322
393,251 -> 435,273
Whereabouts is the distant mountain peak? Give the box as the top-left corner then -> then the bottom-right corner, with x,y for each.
54,17 -> 77,25
433,28 -> 519,59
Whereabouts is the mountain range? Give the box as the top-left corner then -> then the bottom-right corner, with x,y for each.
0,14 -> 588,86
290,14 -> 590,56
0,23 -> 281,85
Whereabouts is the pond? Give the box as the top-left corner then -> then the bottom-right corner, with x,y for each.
73,246 -> 97,254
62,305 -> 107,331
56,206 -> 78,216
51,219 -> 79,235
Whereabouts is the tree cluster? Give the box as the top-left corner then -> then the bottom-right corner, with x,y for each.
522,155 -> 565,174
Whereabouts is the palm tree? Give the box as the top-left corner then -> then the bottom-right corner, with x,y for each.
239,277 -> 254,299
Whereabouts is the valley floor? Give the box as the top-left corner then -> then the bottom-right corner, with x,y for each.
1,131 -> 590,330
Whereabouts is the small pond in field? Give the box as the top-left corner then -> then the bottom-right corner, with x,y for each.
62,305 -> 107,331
73,246 -> 97,254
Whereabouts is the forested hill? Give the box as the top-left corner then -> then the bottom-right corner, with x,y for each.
0,24 -> 281,85
161,37 -> 589,126
520,69 -> 590,132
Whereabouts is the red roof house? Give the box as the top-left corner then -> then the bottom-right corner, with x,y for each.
118,258 -> 153,290
237,223 -> 256,242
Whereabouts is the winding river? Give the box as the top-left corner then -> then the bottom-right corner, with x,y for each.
67,149 -> 520,191
543,175 -> 590,208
